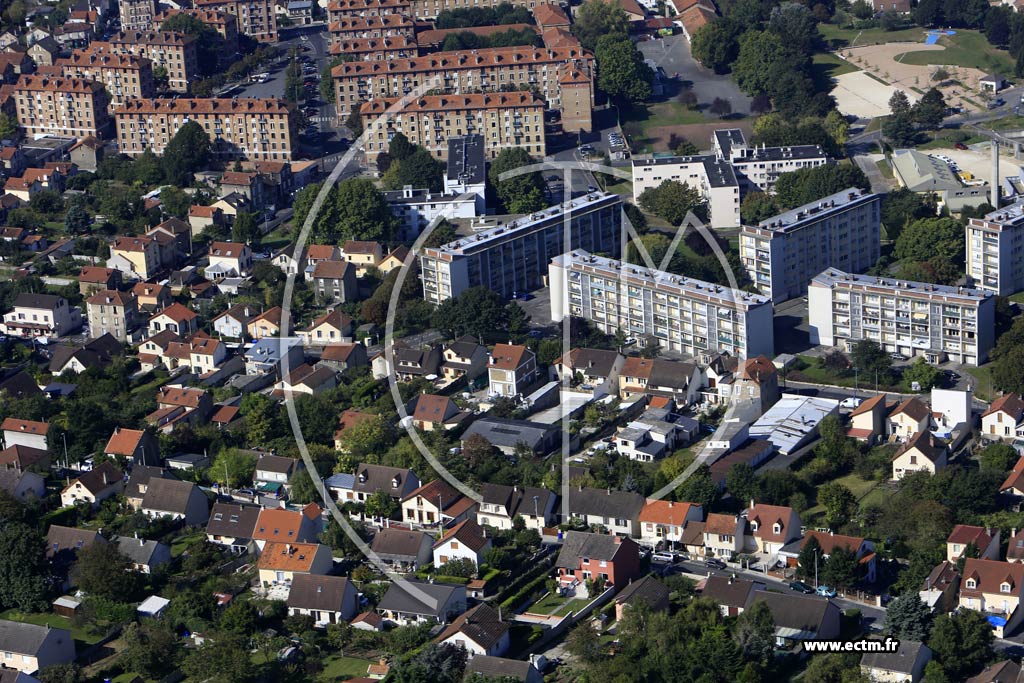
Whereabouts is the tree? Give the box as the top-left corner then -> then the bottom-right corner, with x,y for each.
287,468 -> 318,504
732,30 -> 795,97
821,545 -> 861,590
851,339 -> 891,376
913,88 -> 947,128
160,185 -> 192,218
385,148 -> 444,192
725,463 -> 759,504
209,448 -> 258,488
637,180 -> 705,225
432,286 -> 517,340
796,534 -> 822,582
884,593 -> 932,641
595,36 -> 653,103
182,634 -> 252,683
894,217 -> 964,264
903,357 -> 940,391
336,414 -> 393,459
734,599 -> 774,665
63,201 -> 90,234
773,164 -> 870,210
231,211 -> 259,243
980,441 -> 1019,474
365,489 -> 398,519
889,90 -> 912,117
162,121 -> 210,185
690,19 -> 741,73
818,482 -> 857,529
565,622 -> 603,666
882,113 -> 916,146
292,182 -> 320,228
986,6 -> 1012,47
881,188 -> 937,242
572,0 -> 629,50
740,192 -> 780,224
673,465 -> 720,509
488,148 -> 545,214
0,523 -> 49,611
803,653 -> 871,683
121,622 -> 178,679
71,541 -> 138,600
389,132 -> 415,160
767,2 -> 819,55
0,112 -> 18,140
850,0 -> 873,18
709,97 -> 733,117
928,610 -> 994,680
35,665 -> 82,683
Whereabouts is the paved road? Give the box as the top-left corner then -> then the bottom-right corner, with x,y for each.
636,34 -> 752,116
853,153 -> 892,194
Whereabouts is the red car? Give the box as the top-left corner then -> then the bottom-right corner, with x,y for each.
954,142 -> 968,150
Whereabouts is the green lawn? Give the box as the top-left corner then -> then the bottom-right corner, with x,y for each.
811,51 -> 858,86
991,115 -> 1024,131
318,655 -> 376,681
790,356 -> 904,392
552,598 -> 587,617
894,30 -> 1014,74
630,101 -> 712,151
818,23 -> 925,48
0,609 -> 104,647
171,530 -> 207,558
875,159 -> 894,179
965,365 -> 995,401
801,473 -> 881,524
529,591 -> 573,615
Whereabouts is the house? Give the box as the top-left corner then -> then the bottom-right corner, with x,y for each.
637,500 -> 703,548
140,479 -> 210,525
615,408 -> 699,462
702,575 -> 766,617
919,560 -> 961,614
377,245 -> 410,274
566,486 -> 645,537
49,334 -> 123,375
166,453 -> 209,470
206,241 -> 253,278
254,454 -> 300,485
477,483 -> 556,531
148,302 -> 199,337
350,463 -> 420,504
0,668 -> 44,683
252,505 -> 323,551
103,427 -> 160,467
487,344 -> 538,397
409,393 -> 466,431
779,531 -> 878,583
847,393 -> 889,442
275,363 -> 338,397
433,519 -> 491,569
212,303 -> 255,340
45,525 -> 105,581
0,620 -> 75,674
273,243 -> 306,277
148,386 -> 214,432
948,525 -> 1001,562
341,240 -> 383,276
113,535 -> 171,573
78,266 -> 121,296
745,590 -> 842,648
980,74 -> 1008,93
0,445 -> 49,472
0,467 -> 44,500
108,236 -> 160,281
387,343 -> 441,382
256,541 -> 334,588
965,661 -> 1022,683
206,502 -> 260,554
860,640 -> 932,682
1,418 -> 48,451
441,335 -> 488,383
889,397 -> 934,439
466,656 -> 543,683
287,574 -> 359,626
462,417 -> 558,457
311,260 -> 357,303
370,527 -> 433,571
745,502 -> 802,556
317,343 -> 368,372
351,611 -> 385,632
59,462 -> 123,508
87,289 -> 140,343
435,603 -> 509,658
982,394 -> 1024,440
188,204 -> 224,237
377,580 -> 467,626
334,409 -> 380,451
304,244 -> 341,277
553,348 -> 624,398
124,466 -> 176,510
244,336 -> 304,377
555,531 -> 641,596
728,356 -> 780,414
891,430 -> 948,480
614,575 -> 671,621
871,0 -> 911,12
133,283 -> 172,313
1004,457 -> 1024,499
959,558 -> 1024,637
300,308 -> 353,346
618,357 -> 702,405
1,293 -> 82,339
401,479 -> 478,527
247,307 -> 288,339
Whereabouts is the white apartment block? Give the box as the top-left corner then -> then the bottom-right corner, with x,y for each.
550,250 -> 774,359
739,188 -> 882,303
631,154 -> 741,229
712,128 -> 828,194
967,200 -> 1024,296
808,268 -> 995,366
419,192 -> 622,304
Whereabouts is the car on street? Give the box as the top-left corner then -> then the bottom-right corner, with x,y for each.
704,558 -> 727,570
944,369 -> 961,381
789,581 -> 814,594
816,585 -> 837,597
839,397 -> 862,409
890,353 -> 907,361
652,552 -> 678,563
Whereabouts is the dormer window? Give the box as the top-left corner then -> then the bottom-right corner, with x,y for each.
966,578 -> 977,589
359,472 -> 367,483
772,523 -> 781,535
1002,582 -> 1012,593
392,476 -> 400,487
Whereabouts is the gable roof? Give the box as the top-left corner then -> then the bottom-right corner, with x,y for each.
402,478 -> 463,509
961,558 -> 1024,595
861,640 -> 929,674
796,531 -> 865,556
739,356 -> 776,383
411,393 -> 460,424
0,619 -> 70,655
255,454 -> 298,474
141,478 -> 199,514
948,525 -> 995,549
104,427 -> 148,456
0,444 -> 49,470
556,530 -> 634,567
489,343 -> 532,370
253,508 -> 309,542
1,417 -> 48,435
890,396 -> 931,422
65,462 -> 122,496
371,527 -> 431,559
353,463 -> 415,495
377,580 -> 462,617
435,603 -> 508,651
286,573 -> 353,611
983,393 -> 1024,421
1001,456 -> 1024,494
615,574 -> 670,610
153,302 -> 198,324
745,590 -> 835,635
206,502 -> 260,539
702,575 -> 761,609
257,541 -> 323,571
892,430 -> 946,464
306,308 -> 353,332
312,260 -> 351,279
849,393 -> 887,417
434,519 -> 489,553
125,466 -> 175,498
567,486 -> 645,521
555,348 -> 621,377
746,503 -> 796,542
45,524 -> 104,557
467,656 -> 537,682
113,535 -> 168,567
638,500 -> 698,526
478,483 -> 554,519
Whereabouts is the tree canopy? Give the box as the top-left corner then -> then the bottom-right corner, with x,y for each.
637,180 -> 706,225
488,148 -> 545,214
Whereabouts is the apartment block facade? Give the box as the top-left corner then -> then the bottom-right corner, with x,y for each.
327,0 -> 410,21
331,45 -> 594,118
631,154 -> 741,229
195,0 -> 278,42
407,0 -> 551,19
57,48 -> 155,110
100,31 -> 198,93
119,0 -> 157,30
360,92 -> 544,161
712,128 -> 828,194
739,188 -> 882,303
967,200 -> 1024,296
550,251 -> 775,359
12,75 -> 111,139
808,268 -> 996,366
328,14 -> 415,42
115,97 -> 295,162
420,192 -> 622,304
328,35 -> 419,61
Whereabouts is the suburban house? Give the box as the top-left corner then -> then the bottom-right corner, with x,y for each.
59,462 -> 123,508
889,397 -> 934,439
46,525 -> 106,582
555,531 -> 641,596
615,408 -> 699,462
2,418 -> 49,451
78,266 -> 121,295
891,431 -> 948,480
959,558 -> 1024,638
861,641 -> 932,683
409,394 -> 466,431
311,260 -> 357,303
701,575 -> 766,617
846,394 -> 889,442
133,283 -> 172,313
476,483 -> 556,531
433,519 -> 492,569
745,591 -> 842,648
0,621 -> 75,674
920,560 -> 961,614
948,525 -> 1001,562
466,657 -> 543,683
244,337 -> 305,377
316,343 -> 368,372
401,479 -> 478,527
140,479 -> 210,525
745,502 -> 803,556
349,463 -> 420,504
254,454 -> 300,485
286,574 -> 359,626
435,603 -> 510,658
147,386 -> 213,433
377,581 -> 467,626
0,445 -> 50,472
982,394 -> 1024,440
148,302 -> 199,337
110,237 -> 160,282
341,240 -> 383,276
441,336 -> 488,383
0,293 -> 82,339
487,343 -> 538,397
205,502 -> 260,554
553,348 -> 625,398
247,307 -> 288,339
618,357 -> 702,406
614,575 -> 671,621
124,466 -> 176,510
300,309 -> 354,346
1002,457 -> 1024,499
0,467 -> 44,500
256,541 -> 334,588
103,427 -> 160,466
334,409 -> 379,451
637,500 -> 703,548
461,417 -> 559,457
252,506 -> 324,551
779,531 -> 878,583
206,241 -> 253,277
566,486 -> 645,537
370,527 -> 434,571
387,343 -> 442,382
212,304 -> 256,340
113,535 -> 172,574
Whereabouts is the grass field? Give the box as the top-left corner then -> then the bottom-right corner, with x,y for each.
318,655 -> 377,681
875,159 -> 894,179
801,473 -> 881,524
0,609 -> 105,648
171,530 -> 207,558
965,365 -> 995,401
894,30 -> 1014,74
529,591 -> 576,615
819,23 -> 924,48
630,100 -> 714,151
811,51 -> 858,87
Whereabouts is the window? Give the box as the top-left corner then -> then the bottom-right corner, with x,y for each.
966,578 -> 977,589
1002,582 -> 1012,594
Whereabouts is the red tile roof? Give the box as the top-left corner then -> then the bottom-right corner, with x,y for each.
489,343 -> 531,371
638,500 -> 698,526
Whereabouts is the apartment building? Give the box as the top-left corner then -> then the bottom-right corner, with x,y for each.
115,97 -> 295,162
631,154 -> 741,229
739,188 -> 882,303
408,0 -> 551,19
360,92 -> 545,162
194,0 -> 277,42
100,31 -> 198,93
119,0 -> 157,30
549,250 -> 775,359
331,45 -> 594,117
328,14 -> 415,42
1,293 -> 83,339
967,200 -> 1024,296
808,268 -> 995,366
328,0 -> 410,21
12,75 -> 111,139
86,289 -> 140,342
57,48 -> 155,109
712,128 -> 828,194
328,35 -> 419,61
419,191 -> 623,303
156,9 -> 239,51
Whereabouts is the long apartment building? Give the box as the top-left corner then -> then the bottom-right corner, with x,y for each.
194,0 -> 277,42
156,9 -> 240,51
407,0 -> 551,19
331,45 -> 594,118
12,75 -> 111,139
328,14 -> 415,42
631,155 -> 740,229
57,48 -> 155,109
739,188 -> 882,304
327,0 -> 409,21
115,97 -> 295,162
328,35 -> 419,61
360,92 -> 544,162
808,268 -> 995,366
119,0 -> 157,30
550,250 -> 774,359
98,31 -> 198,93
967,200 -> 1024,296
419,191 -> 623,303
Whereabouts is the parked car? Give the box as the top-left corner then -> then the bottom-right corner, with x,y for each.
704,558 -> 727,570
789,581 -> 814,594
890,353 -> 907,361
954,142 -> 968,150
816,585 -> 837,597
652,551 -> 678,563
839,397 -> 862,409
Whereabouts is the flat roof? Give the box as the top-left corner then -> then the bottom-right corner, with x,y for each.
752,187 -> 877,233
446,134 -> 485,185
811,268 -> 992,303
973,198 -> 1024,229
749,395 -> 838,453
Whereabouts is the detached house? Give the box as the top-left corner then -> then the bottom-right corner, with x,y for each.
948,525 -> 1001,562
59,462 -> 123,508
433,519 -> 491,569
113,535 -> 171,574
146,385 -> 213,432
846,394 -> 889,442
1001,456 -> 1024,499
0,621 -> 75,674
384,343 -> 441,382
349,463 -> 420,504
477,483 -> 556,531
860,641 -> 932,683
889,397 -> 933,439
257,541 -> 333,588
103,427 -> 160,466
435,603 -> 510,658
702,575 -> 766,617
891,430 -> 948,480
300,308 -> 353,346
377,580 -> 466,626
371,527 -> 434,571
553,348 -> 624,398
555,531 -> 641,596
410,394 -> 466,431
140,478 -> 209,525
254,454 -> 300,485
341,240 -> 383,276
745,502 -> 802,556
2,418 -> 49,451
317,343 -> 368,372
205,502 -> 260,554
959,558 -> 1024,637
487,343 -> 537,397
125,466 -> 176,510
78,266 -> 121,296
252,506 -> 323,551
566,486 -> 645,537
703,513 -> 746,559
87,289 -> 139,342
148,302 -> 199,337
206,241 -> 253,278
637,500 -> 703,548
982,394 -> 1024,440
311,260 -> 357,303
779,531 -> 878,583
287,574 -> 359,626
212,303 -> 255,340
401,479 -> 478,527
1,293 -> 82,338
746,591 -> 842,648
441,336 -> 488,383
247,307 -> 288,339
618,357 -> 702,406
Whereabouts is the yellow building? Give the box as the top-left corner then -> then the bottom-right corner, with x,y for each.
12,75 -> 111,139
195,0 -> 278,42
99,31 -> 198,93
57,47 -> 155,110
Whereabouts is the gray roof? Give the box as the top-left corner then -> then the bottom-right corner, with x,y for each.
701,575 -> 762,609
377,580 -> 462,617
891,149 -> 961,192
479,483 -> 555,519
371,527 -> 430,560
558,347 -> 620,377
615,575 -> 670,610
0,468 -> 40,495
446,134 -> 485,184
0,619 -> 70,655
435,603 -> 509,651
467,656 -> 537,681
324,473 -> 355,490
46,524 -> 104,558
556,530 -> 630,568
126,466 -> 176,499
113,535 -> 168,567
0,668 -> 41,683
567,487 -> 645,520
286,574 -> 352,611
446,335 -> 483,360
462,417 -> 557,451
206,502 -> 260,539
353,463 -> 415,496
12,292 -> 62,309
745,590 -> 835,636
141,478 -> 198,514
255,454 -> 298,474
861,640 -> 930,674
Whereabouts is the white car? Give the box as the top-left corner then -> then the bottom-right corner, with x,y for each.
840,397 -> 862,409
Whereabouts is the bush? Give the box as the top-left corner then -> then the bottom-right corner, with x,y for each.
500,574 -> 549,610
